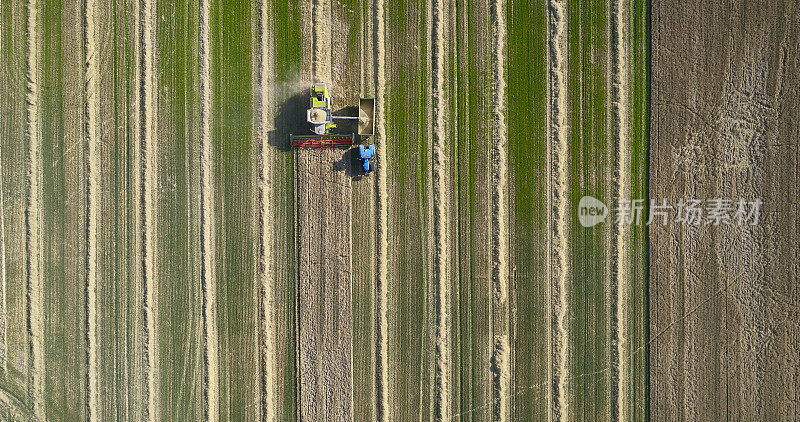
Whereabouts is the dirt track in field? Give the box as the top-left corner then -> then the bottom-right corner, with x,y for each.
650,0 -> 800,419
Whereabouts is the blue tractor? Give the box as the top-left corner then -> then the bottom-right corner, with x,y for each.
359,144 -> 375,173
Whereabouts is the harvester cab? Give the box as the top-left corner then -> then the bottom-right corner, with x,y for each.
308,83 -> 336,135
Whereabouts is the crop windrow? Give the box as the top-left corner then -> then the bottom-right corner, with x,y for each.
85,0 -> 101,418
312,0 -> 331,80
24,0 -> 46,420
609,0 -> 631,419
198,0 -> 219,419
0,120 -> 5,375
137,0 -> 160,419
256,0 -> 278,419
431,0 -> 452,419
373,0 -> 390,419
490,0 -> 510,419
0,0 -> 5,379
547,0 -> 571,419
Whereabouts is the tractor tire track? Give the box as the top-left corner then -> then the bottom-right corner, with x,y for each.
432,0 -> 452,419
490,0 -> 510,419
546,0 -> 570,419
609,0 -> 631,419
85,0 -> 101,418
24,1 -> 45,420
199,0 -> 219,420
137,0 -> 159,419
256,0 -> 278,419
373,0 -> 390,419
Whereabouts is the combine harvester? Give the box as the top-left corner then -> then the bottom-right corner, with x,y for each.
291,83 -> 376,172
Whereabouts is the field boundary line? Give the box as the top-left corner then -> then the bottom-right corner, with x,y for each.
24,1 -> 46,420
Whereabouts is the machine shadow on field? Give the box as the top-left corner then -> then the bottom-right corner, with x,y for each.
334,147 -> 361,179
269,90 -> 306,152
334,106 -> 366,180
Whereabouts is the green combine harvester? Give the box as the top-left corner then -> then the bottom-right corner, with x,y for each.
290,83 -> 376,173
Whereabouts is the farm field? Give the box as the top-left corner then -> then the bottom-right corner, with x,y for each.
0,0 -> 649,420
650,0 -> 800,419
1,0 -> 795,421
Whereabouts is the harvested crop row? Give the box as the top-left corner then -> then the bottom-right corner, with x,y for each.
609,0 -> 631,419
0,0 -> 6,379
138,0 -> 160,419
85,0 -> 101,418
431,0 -> 452,418
198,0 -> 219,419
256,0 -> 278,419
489,0 -> 511,419
312,0 -> 331,81
24,1 -> 45,420
0,118 -> 5,374
546,0 -> 571,419
372,0 -> 390,419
